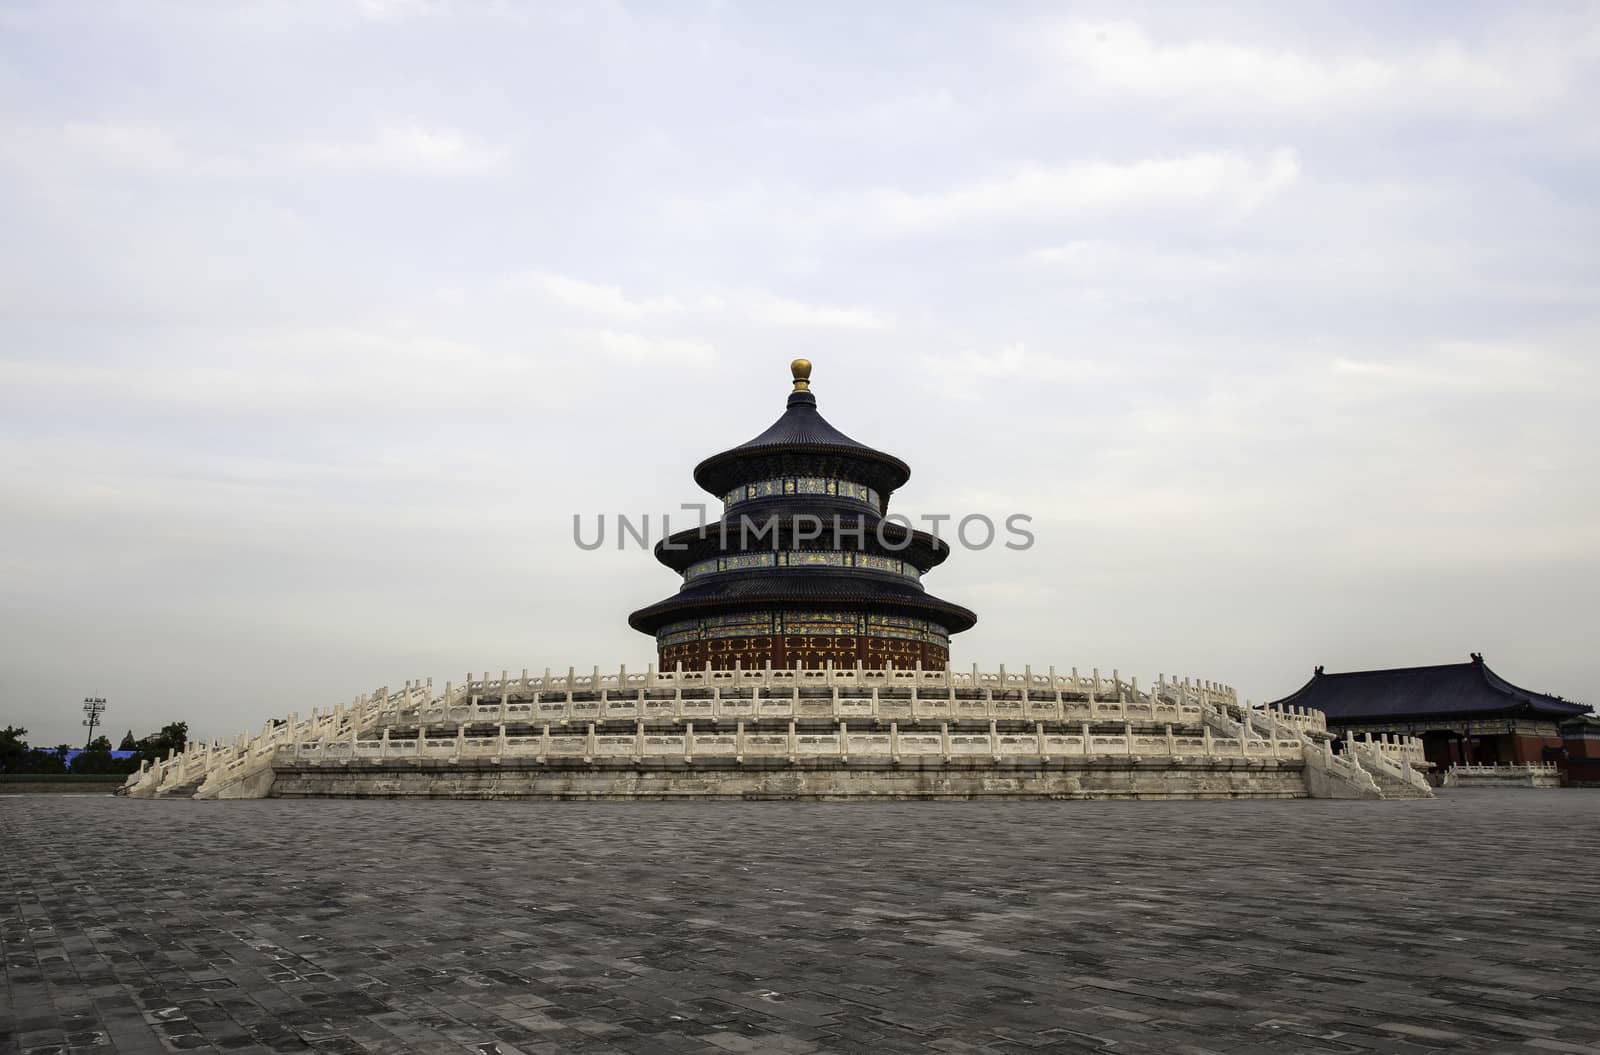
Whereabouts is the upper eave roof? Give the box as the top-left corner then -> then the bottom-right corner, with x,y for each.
692,390 -> 911,495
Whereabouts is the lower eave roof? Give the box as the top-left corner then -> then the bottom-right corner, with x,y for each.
627,570 -> 977,635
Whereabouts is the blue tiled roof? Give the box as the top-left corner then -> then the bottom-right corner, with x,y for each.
1269,655 -> 1590,721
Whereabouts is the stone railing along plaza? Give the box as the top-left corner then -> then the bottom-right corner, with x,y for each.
120,662 -> 1430,800
1442,761 -> 1562,788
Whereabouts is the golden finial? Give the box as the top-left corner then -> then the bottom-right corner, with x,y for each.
790,358 -> 812,392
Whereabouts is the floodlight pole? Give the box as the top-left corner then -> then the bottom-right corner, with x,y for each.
82,697 -> 107,750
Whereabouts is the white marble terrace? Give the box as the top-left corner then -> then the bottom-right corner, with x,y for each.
120,663 -> 1429,799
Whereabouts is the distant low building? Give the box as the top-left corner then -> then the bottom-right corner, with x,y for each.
1268,653 -> 1591,774
64,749 -> 139,765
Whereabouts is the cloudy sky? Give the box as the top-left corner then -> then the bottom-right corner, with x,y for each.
3,1 -> 1597,747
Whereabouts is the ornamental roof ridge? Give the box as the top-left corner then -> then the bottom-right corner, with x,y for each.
1311,659 -> 1480,679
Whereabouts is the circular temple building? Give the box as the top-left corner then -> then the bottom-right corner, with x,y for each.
628,360 -> 976,671
121,360 -> 1431,802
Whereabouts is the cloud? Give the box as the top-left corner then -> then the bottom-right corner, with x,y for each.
1330,339 -> 1589,396
519,273 -> 696,317
354,0 -> 446,19
584,329 -> 716,365
0,327 -> 556,416
1,119 -> 505,183
742,294 -> 891,331
749,91 -> 976,144
972,329 -> 1600,573
869,151 -> 1300,233
60,121 -> 193,171
1021,217 -> 1598,313
1026,239 -> 1247,288
518,272 -> 890,330
0,120 -> 247,180
675,152 -> 1303,242
1043,20 -> 1597,118
924,343 -> 1125,401
289,126 -> 506,173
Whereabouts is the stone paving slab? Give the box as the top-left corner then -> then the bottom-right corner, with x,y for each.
2,791 -> 1598,1055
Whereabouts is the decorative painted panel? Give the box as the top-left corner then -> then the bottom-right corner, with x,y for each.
683,549 -> 921,583
660,632 -> 950,671
658,609 -> 950,652
722,477 -> 880,512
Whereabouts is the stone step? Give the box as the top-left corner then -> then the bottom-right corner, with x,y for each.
154,776 -> 206,799
1371,771 -> 1432,799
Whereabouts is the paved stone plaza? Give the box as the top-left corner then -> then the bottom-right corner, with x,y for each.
3,792 -> 1598,1055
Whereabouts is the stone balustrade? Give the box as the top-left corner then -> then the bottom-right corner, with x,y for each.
1440,761 -> 1563,789
269,720 -> 1305,766
119,664 -> 1273,799
1339,732 -> 1433,796
1348,740 -> 1410,781
1257,703 -> 1328,733
1345,730 -> 1428,766
1449,762 -> 1559,775
376,692 -> 1212,729
426,664 -> 1235,709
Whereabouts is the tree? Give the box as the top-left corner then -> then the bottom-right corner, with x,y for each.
0,726 -> 29,773
20,747 -> 66,774
71,735 -> 129,774
1,730 -> 87,774
118,730 -> 137,751
159,721 -> 189,750
132,721 -> 190,763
